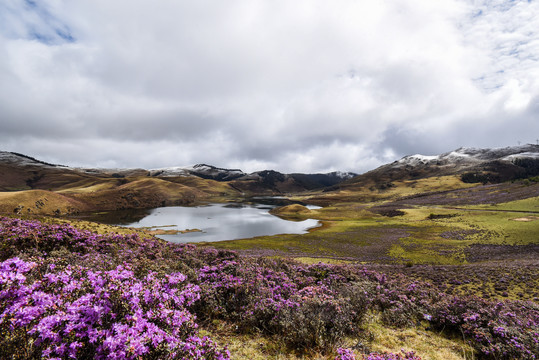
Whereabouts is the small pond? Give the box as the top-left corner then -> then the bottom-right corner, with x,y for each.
83,202 -> 320,243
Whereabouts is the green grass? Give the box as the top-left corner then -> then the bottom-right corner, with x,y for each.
210,199 -> 539,265
465,195 -> 539,212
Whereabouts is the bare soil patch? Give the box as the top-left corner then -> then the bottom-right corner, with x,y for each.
512,216 -> 539,222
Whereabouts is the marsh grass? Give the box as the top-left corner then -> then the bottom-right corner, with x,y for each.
212,198 -> 538,266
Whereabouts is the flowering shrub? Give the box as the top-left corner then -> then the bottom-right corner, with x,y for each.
195,257 -> 368,351
271,284 -> 363,350
0,257 -> 229,360
1,216 -> 538,358
335,348 -> 422,360
431,296 -> 539,359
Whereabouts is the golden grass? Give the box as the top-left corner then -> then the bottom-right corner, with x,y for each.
200,321 -> 330,360
363,313 -> 475,360
200,314 -> 476,360
307,176 -> 475,204
467,195 -> 539,212
0,190 -> 89,215
271,204 -> 313,218
57,179 -> 120,194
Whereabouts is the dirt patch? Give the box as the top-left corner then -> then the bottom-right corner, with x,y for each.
511,216 -> 539,222
439,229 -> 482,240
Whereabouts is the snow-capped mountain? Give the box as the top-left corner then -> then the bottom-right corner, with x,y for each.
344,144 -> 539,187
391,144 -> 539,167
395,145 -> 539,168
0,151 -> 66,168
0,151 -> 356,193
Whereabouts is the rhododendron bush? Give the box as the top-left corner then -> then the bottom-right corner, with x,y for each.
0,258 -> 228,359
1,216 -> 538,359
335,348 -> 422,360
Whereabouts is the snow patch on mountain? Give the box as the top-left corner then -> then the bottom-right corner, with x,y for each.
0,151 -> 66,168
182,164 -> 246,181
502,152 -> 539,161
329,171 -> 357,180
394,145 -> 539,169
397,154 -> 439,167
149,167 -> 192,177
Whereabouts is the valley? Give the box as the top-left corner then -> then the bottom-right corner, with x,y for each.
1,145 -> 538,359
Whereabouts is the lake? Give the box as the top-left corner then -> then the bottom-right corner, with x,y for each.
96,202 -> 320,243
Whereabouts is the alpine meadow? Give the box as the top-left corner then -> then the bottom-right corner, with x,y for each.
1,1 -> 539,359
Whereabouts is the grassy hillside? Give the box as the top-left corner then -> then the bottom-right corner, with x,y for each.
0,189 -> 90,215
0,173 -> 241,216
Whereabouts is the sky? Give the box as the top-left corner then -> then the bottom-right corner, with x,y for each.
1,0 -> 538,174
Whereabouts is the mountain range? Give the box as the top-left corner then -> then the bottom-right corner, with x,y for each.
0,145 -> 538,216
0,151 -> 355,215
338,144 -> 539,189
0,151 -> 356,192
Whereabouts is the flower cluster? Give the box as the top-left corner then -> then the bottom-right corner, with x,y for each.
0,257 -> 229,359
195,257 -> 368,351
335,348 -> 422,360
1,216 -> 538,359
431,296 -> 539,359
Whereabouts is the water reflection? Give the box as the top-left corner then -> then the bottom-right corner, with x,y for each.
117,203 -> 320,243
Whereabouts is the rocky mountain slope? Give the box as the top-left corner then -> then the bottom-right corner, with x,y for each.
341,144 -> 539,189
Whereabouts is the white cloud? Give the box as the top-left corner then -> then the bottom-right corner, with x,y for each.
0,0 -> 538,174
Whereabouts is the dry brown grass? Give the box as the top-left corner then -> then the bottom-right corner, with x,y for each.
306,176 -> 476,204
0,189 -> 89,215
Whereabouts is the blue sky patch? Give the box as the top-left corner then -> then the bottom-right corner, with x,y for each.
1,0 -> 76,45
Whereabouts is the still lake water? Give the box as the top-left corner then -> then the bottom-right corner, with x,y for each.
113,203 -> 320,243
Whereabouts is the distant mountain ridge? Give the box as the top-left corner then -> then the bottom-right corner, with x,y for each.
0,151 -> 357,193
0,152 -> 66,168
340,144 -> 539,190
394,145 -> 539,167
1,146 -> 538,215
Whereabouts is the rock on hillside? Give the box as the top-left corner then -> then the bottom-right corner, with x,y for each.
184,164 -> 246,181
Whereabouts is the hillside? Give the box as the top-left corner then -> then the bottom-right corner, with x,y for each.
0,151 -> 355,215
346,144 -> 539,188
304,144 -> 539,205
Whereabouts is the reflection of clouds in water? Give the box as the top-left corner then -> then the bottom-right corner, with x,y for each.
125,203 -> 319,243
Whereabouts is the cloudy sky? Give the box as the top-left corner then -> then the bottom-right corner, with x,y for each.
1,0 -> 538,173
